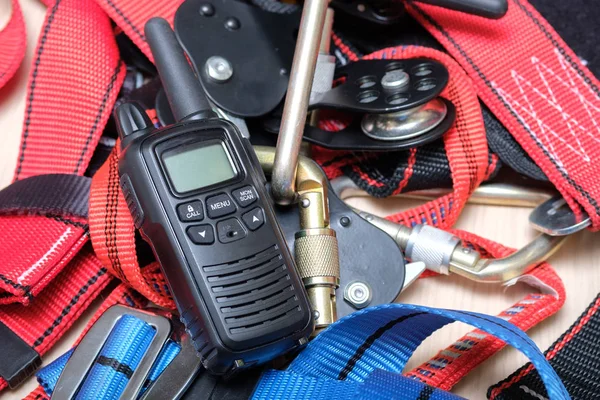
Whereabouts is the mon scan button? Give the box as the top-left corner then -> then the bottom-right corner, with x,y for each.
232,186 -> 258,208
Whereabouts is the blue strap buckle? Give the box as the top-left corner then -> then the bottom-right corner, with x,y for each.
51,305 -> 172,400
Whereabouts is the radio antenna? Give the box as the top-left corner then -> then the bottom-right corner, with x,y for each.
145,17 -> 214,122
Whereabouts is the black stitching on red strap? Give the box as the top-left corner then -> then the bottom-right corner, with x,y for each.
33,267 -> 107,347
15,0 -> 63,180
47,215 -> 89,230
407,1 -> 600,217
449,84 -> 477,194
0,274 -> 32,301
104,0 -> 145,41
73,62 -> 123,174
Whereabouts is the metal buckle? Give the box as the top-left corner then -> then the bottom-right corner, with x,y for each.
52,305 -> 172,400
138,331 -> 202,400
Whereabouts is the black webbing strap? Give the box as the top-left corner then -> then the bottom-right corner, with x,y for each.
488,293 -> 600,400
0,321 -> 41,388
482,106 -> 547,181
0,174 -> 90,219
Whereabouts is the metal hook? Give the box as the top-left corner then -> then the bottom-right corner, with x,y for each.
332,177 -> 569,283
272,0 -> 331,205
331,176 -> 558,208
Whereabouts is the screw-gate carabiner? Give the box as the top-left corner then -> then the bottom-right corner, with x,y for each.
332,177 -> 570,283
257,146 -> 341,332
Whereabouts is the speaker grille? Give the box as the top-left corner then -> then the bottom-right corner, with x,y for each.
203,245 -> 303,336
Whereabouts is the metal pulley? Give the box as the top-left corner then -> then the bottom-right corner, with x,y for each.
361,97 -> 448,141
263,57 -> 456,151
331,0 -> 508,24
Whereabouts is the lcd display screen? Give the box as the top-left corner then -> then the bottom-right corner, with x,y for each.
162,141 -> 237,193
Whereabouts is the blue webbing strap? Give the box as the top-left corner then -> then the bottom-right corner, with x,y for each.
36,315 -> 180,399
34,304 -> 569,400
252,304 -> 570,400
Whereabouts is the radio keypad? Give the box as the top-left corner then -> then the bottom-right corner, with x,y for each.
181,186 -> 265,246
242,207 -> 264,231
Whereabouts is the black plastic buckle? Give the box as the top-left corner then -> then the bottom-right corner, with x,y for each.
0,321 -> 42,388
52,306 -> 172,400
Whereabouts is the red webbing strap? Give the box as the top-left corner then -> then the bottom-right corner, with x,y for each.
0,0 -> 124,299
0,247 -> 111,391
405,0 -> 600,230
13,0 -> 125,180
0,0 -> 26,89
313,45 -> 489,229
89,144 -> 175,309
0,174 -> 91,305
23,283 -> 146,400
0,215 -> 88,305
405,231 -> 565,390
94,0 -> 183,61
0,0 -> 125,386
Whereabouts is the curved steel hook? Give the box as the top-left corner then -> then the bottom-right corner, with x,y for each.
332,177 -> 569,284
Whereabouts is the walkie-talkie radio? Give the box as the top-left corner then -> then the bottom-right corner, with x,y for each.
115,18 -> 313,374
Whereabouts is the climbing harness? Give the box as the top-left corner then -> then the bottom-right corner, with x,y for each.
0,0 -> 598,398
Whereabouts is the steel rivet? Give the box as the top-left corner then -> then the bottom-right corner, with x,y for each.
344,281 -> 372,309
381,70 -> 410,90
301,198 -> 311,208
205,56 -> 233,82
199,3 -> 215,16
224,16 -> 241,30
340,216 -> 351,227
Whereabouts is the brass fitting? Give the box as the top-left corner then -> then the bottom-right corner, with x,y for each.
255,146 -> 340,332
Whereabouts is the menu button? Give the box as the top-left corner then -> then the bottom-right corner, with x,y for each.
206,193 -> 237,218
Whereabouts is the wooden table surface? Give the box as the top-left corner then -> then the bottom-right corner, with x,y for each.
1,1 -> 598,399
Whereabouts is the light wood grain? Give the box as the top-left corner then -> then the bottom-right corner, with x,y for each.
1,1 -> 598,398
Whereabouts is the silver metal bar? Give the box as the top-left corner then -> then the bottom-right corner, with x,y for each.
272,0 -> 330,205
331,176 -> 556,208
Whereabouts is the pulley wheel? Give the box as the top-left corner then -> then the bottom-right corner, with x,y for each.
361,97 -> 448,141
